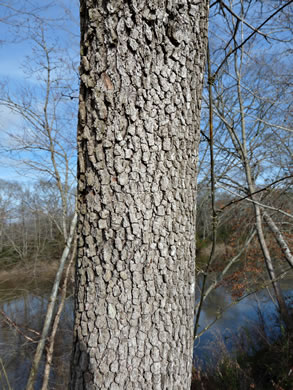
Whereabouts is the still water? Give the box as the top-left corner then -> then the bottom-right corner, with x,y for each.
0,275 -> 292,389
0,284 -> 74,390
194,275 -> 293,368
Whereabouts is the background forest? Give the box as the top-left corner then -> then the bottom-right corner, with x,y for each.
0,1 -> 292,389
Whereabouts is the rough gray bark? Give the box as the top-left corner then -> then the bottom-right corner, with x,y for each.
70,1 -> 209,389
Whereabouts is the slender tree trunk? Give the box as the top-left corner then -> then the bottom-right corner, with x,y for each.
254,204 -> 289,319
194,44 -> 217,338
41,236 -> 76,390
26,212 -> 77,390
263,211 -> 293,269
234,48 -> 290,328
70,1 -> 209,389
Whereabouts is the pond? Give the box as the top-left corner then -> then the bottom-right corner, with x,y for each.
0,273 -> 292,389
193,274 -> 293,368
0,282 -> 74,390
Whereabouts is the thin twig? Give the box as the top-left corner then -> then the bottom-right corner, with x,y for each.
220,1 -> 268,39
195,267 -> 292,340
0,310 -> 38,343
219,175 -> 293,211
213,1 -> 293,80
218,184 -> 293,220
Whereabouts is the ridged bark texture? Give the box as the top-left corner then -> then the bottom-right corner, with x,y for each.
71,1 -> 209,389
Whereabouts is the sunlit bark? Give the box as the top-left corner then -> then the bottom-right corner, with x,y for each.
70,1 -> 209,389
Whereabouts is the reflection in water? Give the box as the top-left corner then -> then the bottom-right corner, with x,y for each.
0,275 -> 292,388
0,287 -> 73,390
194,275 -> 293,368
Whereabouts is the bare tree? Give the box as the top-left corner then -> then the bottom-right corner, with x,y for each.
0,4 -> 80,387
0,21 -> 77,241
194,0 -> 293,337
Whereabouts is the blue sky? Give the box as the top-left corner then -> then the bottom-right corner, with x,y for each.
0,1 -> 292,188
0,0 -> 79,184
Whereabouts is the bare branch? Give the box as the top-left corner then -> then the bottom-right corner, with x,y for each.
220,1 -> 268,39
213,1 -> 293,81
218,184 -> 293,220
219,175 -> 293,212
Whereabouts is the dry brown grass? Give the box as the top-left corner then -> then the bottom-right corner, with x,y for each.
0,261 -> 71,293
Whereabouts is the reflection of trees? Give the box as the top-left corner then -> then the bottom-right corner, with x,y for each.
0,291 -> 73,389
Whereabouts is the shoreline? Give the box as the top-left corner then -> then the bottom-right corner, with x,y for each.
0,260 -> 74,293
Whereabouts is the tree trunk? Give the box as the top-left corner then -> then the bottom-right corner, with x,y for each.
26,212 -> 77,390
263,211 -> 293,269
233,48 -> 290,330
70,1 -> 209,389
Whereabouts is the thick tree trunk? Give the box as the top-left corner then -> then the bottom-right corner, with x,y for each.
71,1 -> 209,389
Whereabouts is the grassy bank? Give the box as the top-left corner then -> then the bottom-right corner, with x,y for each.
191,311 -> 293,390
0,261 -> 74,299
